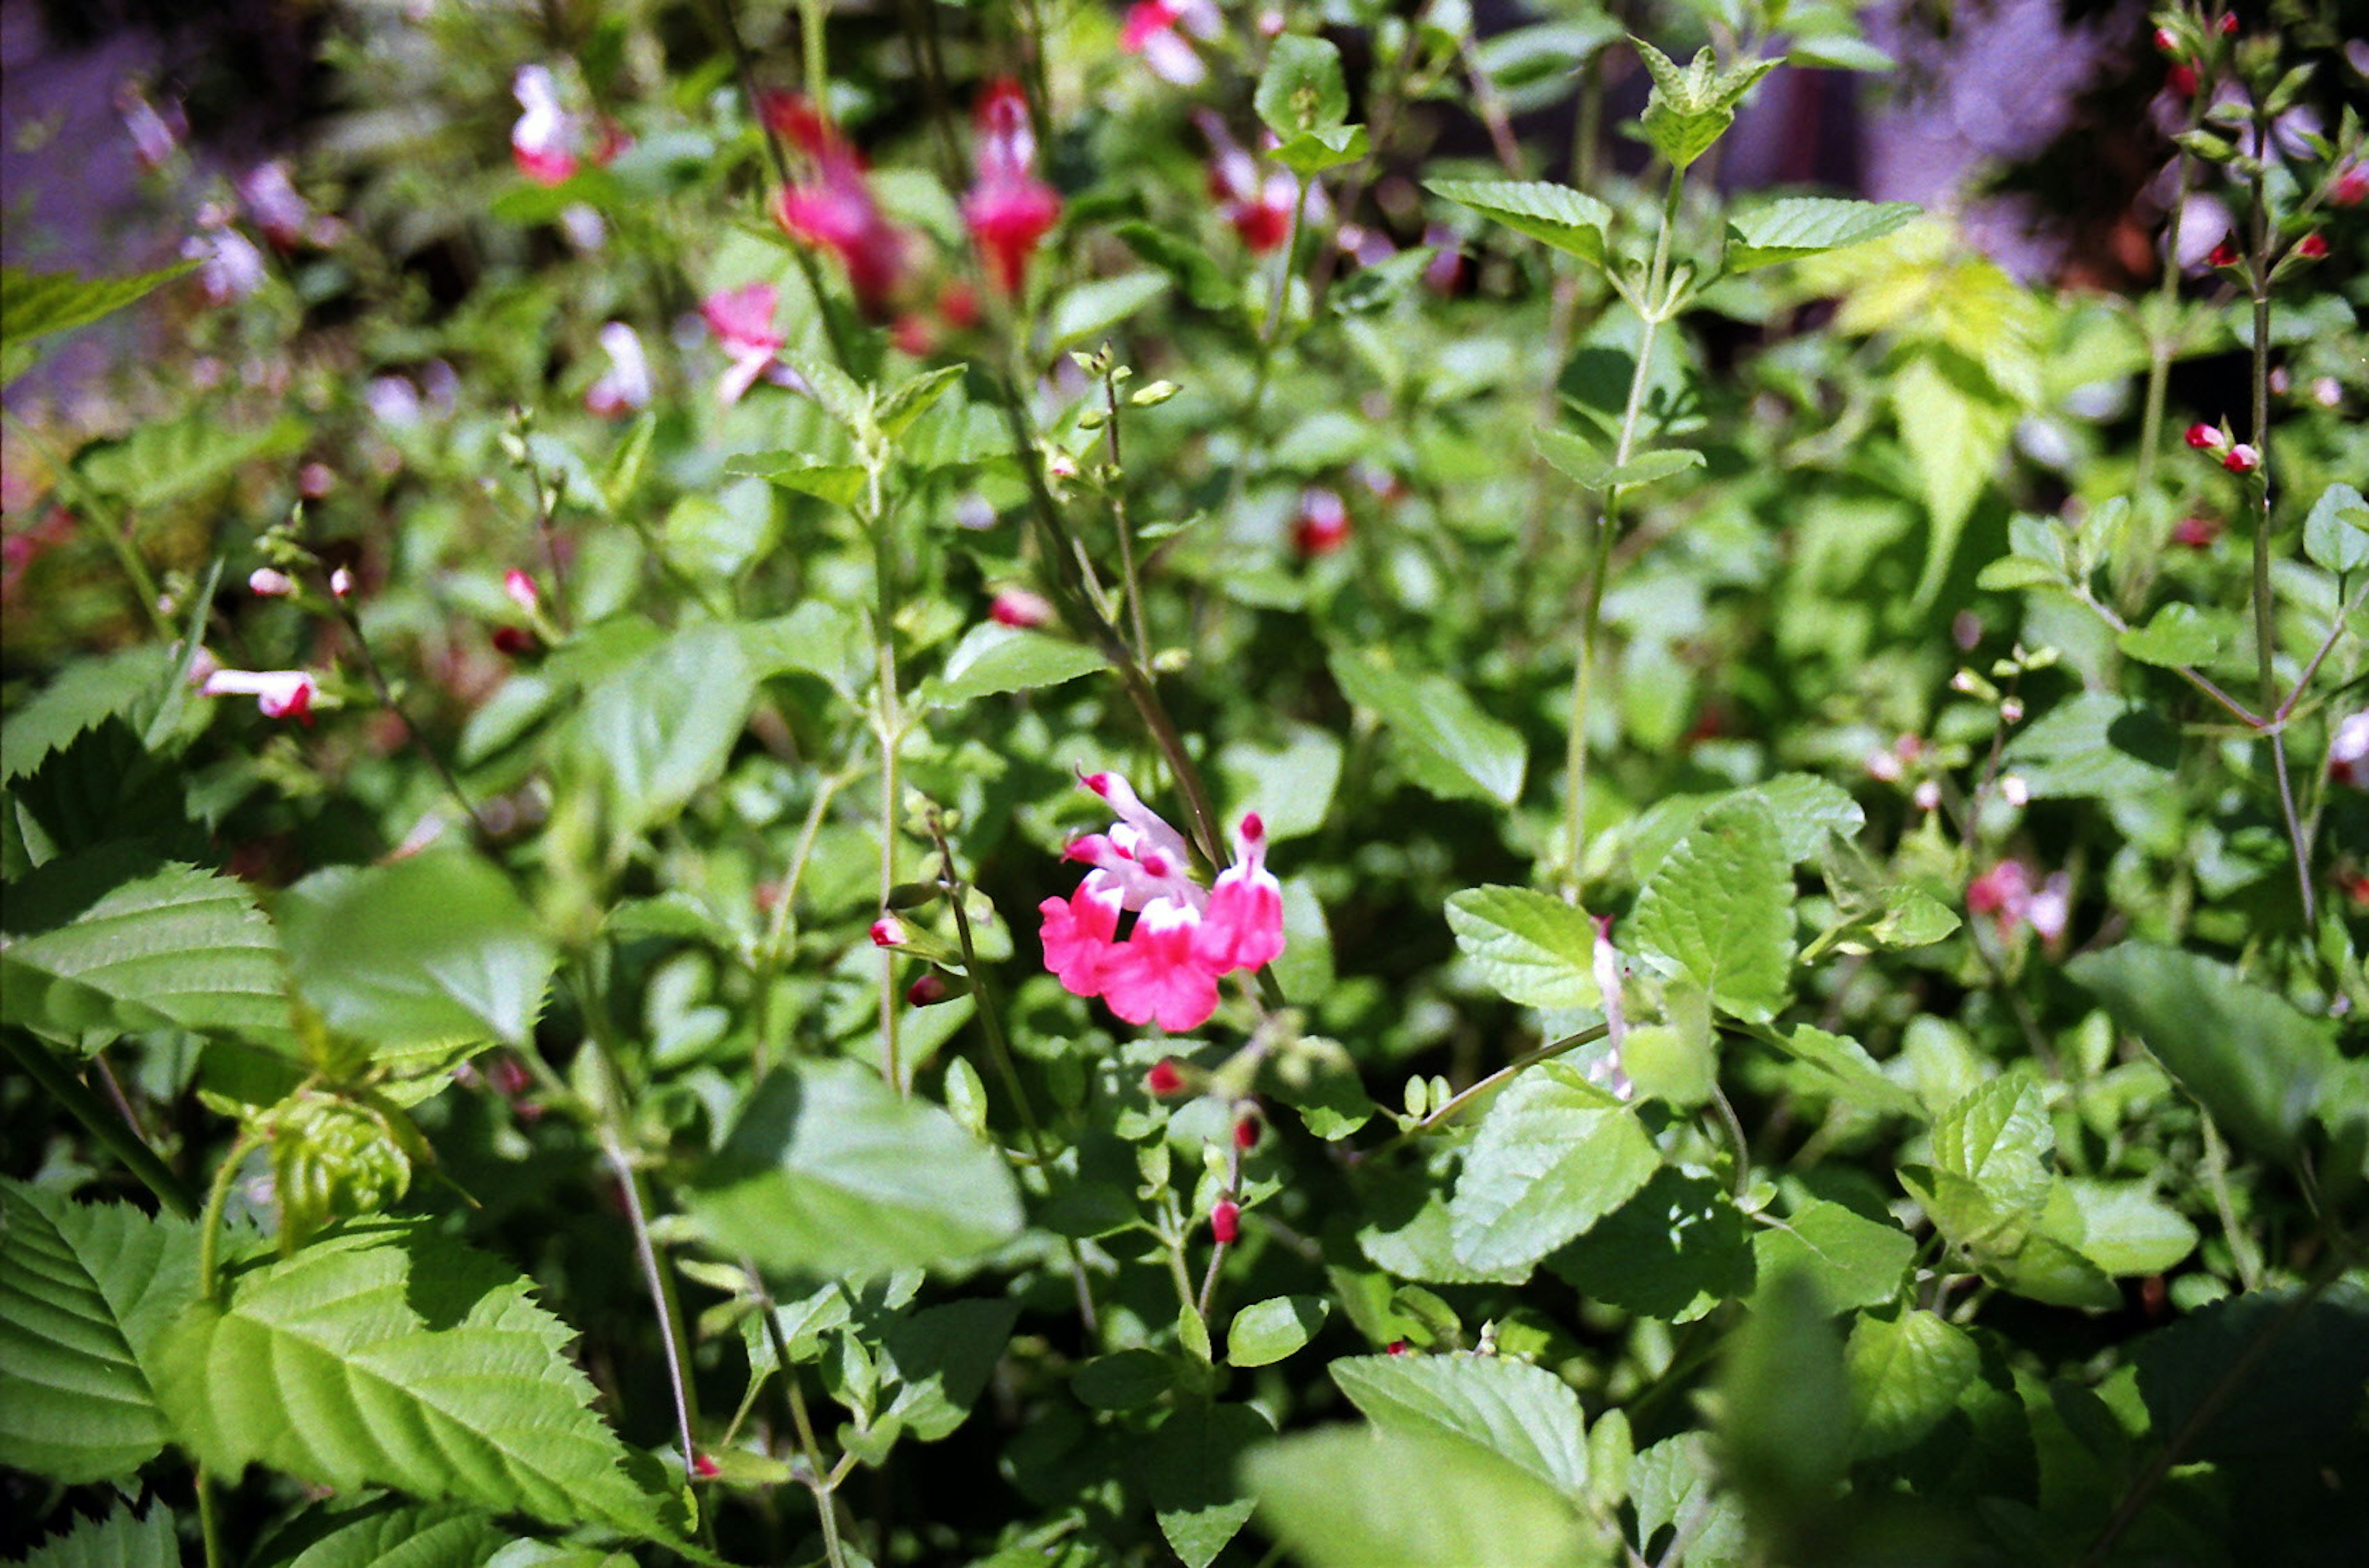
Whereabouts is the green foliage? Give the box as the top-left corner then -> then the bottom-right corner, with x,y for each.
1447,1063 -> 1660,1274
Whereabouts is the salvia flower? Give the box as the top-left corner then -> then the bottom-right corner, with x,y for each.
2221,442 -> 2259,474
239,160 -> 340,251
1195,111 -> 1295,253
2330,709 -> 2369,789
183,218 -> 267,305
700,283 -> 791,405
765,93 -> 908,318
1122,1 -> 1222,86
990,587 -> 1056,629
204,667 -> 318,724
1293,487 -> 1350,556
585,322 -> 651,418
963,79 -> 1062,297
117,82 -> 182,170
511,65 -> 579,186
2183,422 -> 2223,450
1038,771 -> 1286,1032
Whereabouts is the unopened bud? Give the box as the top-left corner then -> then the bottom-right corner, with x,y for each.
1146,1058 -> 1184,1096
1210,1199 -> 1240,1244
503,567 -> 539,613
2000,774 -> 2031,807
249,567 -> 296,596
2183,423 -> 2223,450
906,973 -> 953,1006
1999,696 -> 2025,725
328,566 -> 353,598
2296,233 -> 2328,260
1233,1113 -> 1260,1150
870,914 -> 907,948
1914,780 -> 1942,812
2222,443 -> 2259,474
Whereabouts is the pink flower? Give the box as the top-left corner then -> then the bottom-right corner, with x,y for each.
503,567 -> 540,613
2222,442 -> 2259,474
1195,112 -> 1295,252
118,83 -> 182,170
1294,487 -> 1350,556
2330,710 -> 2369,788
963,79 -> 1062,297
869,914 -> 908,948
1036,771 -> 1288,1032
183,222 -> 267,305
204,667 -> 318,724
239,160 -> 337,252
2184,423 -> 2223,450
2334,165 -> 2368,208
765,93 -> 909,318
511,65 -> 579,186
1967,860 -> 2069,943
701,283 -> 788,405
585,322 -> 651,418
990,587 -> 1055,629
1122,1 -> 1220,86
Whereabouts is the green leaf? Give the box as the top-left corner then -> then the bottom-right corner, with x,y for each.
1,855 -> 292,1052
1149,1400 -> 1271,1568
1216,725 -> 1341,843
1601,448 -> 1705,490
2001,693 -> 2178,801
1845,1309 -> 1979,1460
1930,1074 -> 2054,1219
1427,180 -> 1614,265
1629,794 -> 1794,1023
247,1497 -> 512,1568
1718,1271 -> 1850,1523
2067,943 -> 2338,1162
1444,886 -> 1602,1010
1271,125 -> 1369,177
0,1184 -> 198,1482
1047,273 -> 1171,353
0,646 -> 180,784
1246,1427 -> 1587,1568
1073,1347 -> 1173,1409
920,624 -> 1105,706
14,1500 -> 179,1568
579,624 -> 758,843
1547,1168 -> 1754,1322
2133,1282 -> 2369,1463
684,1060 -> 1023,1281
1747,774 -> 1866,860
875,363 -> 967,443
1984,1231 -> 2120,1311
2301,481 -> 2368,573
1332,1351 -> 1590,1502
1228,1295 -> 1329,1368
1760,1025 -> 1925,1118
1449,1062 -> 1660,1275
1327,647 -> 1526,806
1750,1200 -> 1914,1313
876,1298 -> 1020,1441
1630,1435 -> 1743,1566
1254,34 -> 1349,138
278,852 -> 555,1055
9,717 -> 201,867
659,480 -> 777,581
1893,349 -> 2017,608
2117,601 -> 2230,668
721,451 -> 867,507
1533,426 -> 1612,487
1,262 -> 195,351
2040,1179 -> 2197,1277
76,412 -> 307,510
153,1221 -> 674,1542
1114,221 -> 1233,312
1724,198 -> 1920,272
1869,885 -> 1961,949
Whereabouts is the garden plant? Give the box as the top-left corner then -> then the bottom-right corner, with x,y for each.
2,1 -> 2366,1565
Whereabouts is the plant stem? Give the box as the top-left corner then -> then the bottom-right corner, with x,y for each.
1,1031 -> 197,1217
870,474 -> 906,1095
1350,1023 -> 1611,1162
602,1133 -> 703,1475
197,1130 -> 261,1300
754,759 -> 864,1075
335,599 -> 494,840
1101,367 -> 1151,666
197,1465 -> 226,1568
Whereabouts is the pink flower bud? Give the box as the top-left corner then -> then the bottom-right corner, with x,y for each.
1210,1199 -> 1240,1244
1233,1112 -> 1260,1150
299,462 -> 336,498
692,1452 -> 721,1480
249,567 -> 296,597
2152,25 -> 2178,53
503,568 -> 539,613
990,587 -> 1055,628
2184,423 -> 2222,450
2296,233 -> 2328,260
906,973 -> 953,1006
2167,62 -> 2200,96
492,626 -> 535,656
2206,239 -> 2239,268
1294,487 -> 1350,556
1999,773 -> 2030,806
2172,515 -> 2220,548
1145,1058 -> 1184,1096
870,914 -> 907,948
2334,165 -> 2369,208
2222,443 -> 2259,473
328,566 -> 353,599
1913,780 -> 1942,812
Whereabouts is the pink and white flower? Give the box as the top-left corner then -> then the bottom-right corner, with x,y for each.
2330,709 -> 2369,788
1038,771 -> 1286,1032
511,65 -> 579,186
1194,111 -> 1296,252
239,160 -> 341,251
764,93 -> 909,318
700,282 -> 795,405
204,667 -> 319,724
1121,1 -> 1222,86
585,321 -> 651,418
183,217 -> 267,304
963,78 -> 1062,297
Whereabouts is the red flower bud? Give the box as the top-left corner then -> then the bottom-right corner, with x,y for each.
1233,1113 -> 1260,1150
1145,1058 -> 1184,1096
2183,423 -> 2222,450
692,1452 -> 721,1479
2206,239 -> 2239,268
2217,13 -> 2238,34
2167,62 -> 2199,96
870,914 -> 907,948
906,973 -> 952,1006
2222,442 -> 2259,474
2296,233 -> 2328,260
2171,516 -> 2220,548
1210,1199 -> 1240,1244
2152,25 -> 2178,52
1386,1339 -> 1410,1355
2334,166 -> 2369,208
492,625 -> 535,656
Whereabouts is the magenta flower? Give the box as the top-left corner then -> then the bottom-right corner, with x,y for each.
511,66 -> 579,186
204,667 -> 318,724
700,282 -> 789,405
1122,1 -> 1221,86
765,93 -> 909,318
1037,771 -> 1287,1032
962,79 -> 1062,297
1194,112 -> 1296,253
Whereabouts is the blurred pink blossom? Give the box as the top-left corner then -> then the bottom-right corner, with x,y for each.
964,79 -> 1062,296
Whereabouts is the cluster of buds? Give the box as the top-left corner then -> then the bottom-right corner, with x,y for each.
2183,421 -> 2259,474
1038,771 -> 1285,1031
2151,9 -> 2240,98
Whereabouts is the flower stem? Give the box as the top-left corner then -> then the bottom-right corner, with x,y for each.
197,1130 -> 261,1300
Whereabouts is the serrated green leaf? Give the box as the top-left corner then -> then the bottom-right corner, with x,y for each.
0,1184 -> 199,1482
1327,647 -> 1525,806
1895,349 -> 2017,608
14,1500 -> 178,1568
1254,34 -> 1349,138
248,1497 -> 512,1568
154,1221 -> 675,1543
1631,1435 -> 1743,1567
684,1060 -> 1023,1281
1357,1169 -> 1529,1285
1444,886 -> 1602,1010
1,856 -> 292,1052
579,623 -> 757,843
277,852 -> 555,1055
1845,1309 -> 1978,1460
2067,943 -> 2338,1162
1760,1025 -> 1924,1116
1547,1168 -> 1753,1322
1930,1074 -> 2053,1217
2117,601 -> 2230,667
1,262 -> 196,350
1869,885 -> 1961,948
1047,273 -> 1170,353
1630,794 -> 1794,1023
1725,198 -> 1920,272
2302,481 -> 2368,572
1227,1295 -> 1329,1368
1985,1230 -> 2120,1310
1427,180 -> 1613,264
1150,1400 -> 1271,1568
1332,1351 -> 1590,1503
721,451 -> 867,506
2041,1179 -> 2197,1277
1533,425 -> 1612,487
9,717 -> 202,867
1748,774 -> 1866,860
1449,1062 -> 1660,1274
77,412 -> 307,511
2002,693 -> 2179,800
1750,1200 -> 1914,1313
0,646 -> 180,784
1246,1427 -> 1586,1568
877,1298 -> 1020,1441
920,624 -> 1104,706
1272,125 -> 1368,176
875,363 -> 967,443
